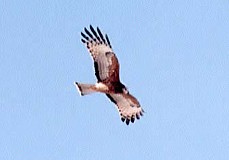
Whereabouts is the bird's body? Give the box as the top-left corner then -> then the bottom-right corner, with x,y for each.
74,25 -> 144,125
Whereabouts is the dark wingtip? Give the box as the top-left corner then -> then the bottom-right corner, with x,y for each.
131,116 -> 135,123
121,117 -> 125,122
90,25 -> 101,43
84,27 -> 95,41
97,27 -> 106,44
136,113 -> 140,120
81,39 -> 86,43
81,25 -> 111,48
105,34 -> 111,48
126,119 -> 130,125
81,32 -> 89,41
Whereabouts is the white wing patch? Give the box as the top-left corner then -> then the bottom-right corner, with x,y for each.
87,42 -> 112,60
94,51 -> 113,81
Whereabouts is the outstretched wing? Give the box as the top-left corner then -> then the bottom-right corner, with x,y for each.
106,93 -> 144,125
81,25 -> 120,83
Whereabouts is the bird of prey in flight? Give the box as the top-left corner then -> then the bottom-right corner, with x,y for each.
74,25 -> 144,125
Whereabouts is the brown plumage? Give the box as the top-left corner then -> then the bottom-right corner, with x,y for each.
74,25 -> 144,125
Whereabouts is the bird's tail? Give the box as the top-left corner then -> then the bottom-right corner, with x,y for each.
74,82 -> 97,96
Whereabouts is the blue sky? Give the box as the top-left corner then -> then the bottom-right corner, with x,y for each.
1,0 -> 229,159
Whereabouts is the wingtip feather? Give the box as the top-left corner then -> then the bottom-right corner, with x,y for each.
126,119 -> 130,125
81,39 -> 86,43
